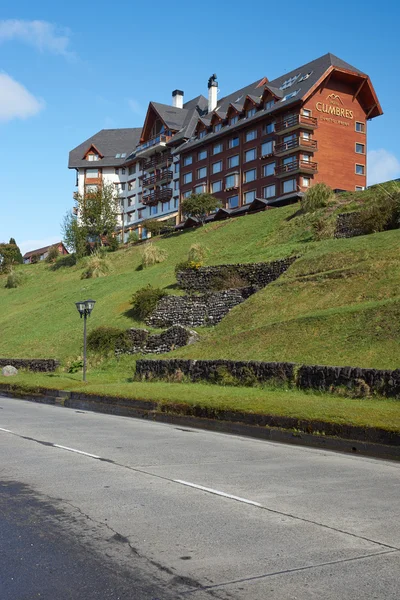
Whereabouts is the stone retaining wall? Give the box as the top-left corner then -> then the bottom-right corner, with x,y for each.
146,288 -> 254,328
115,326 -> 199,356
335,212 -> 366,239
136,359 -> 400,398
176,257 -> 297,291
0,358 -> 59,372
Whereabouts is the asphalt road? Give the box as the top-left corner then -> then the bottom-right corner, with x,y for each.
0,396 -> 399,600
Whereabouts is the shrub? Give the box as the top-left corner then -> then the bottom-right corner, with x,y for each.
87,326 -> 129,355
30,253 -> 39,264
5,270 -> 25,288
142,219 -> 163,237
302,183 -> 334,213
106,235 -> 119,252
187,243 -> 207,263
126,231 -> 139,246
81,250 -> 111,279
356,193 -> 400,234
51,253 -> 77,270
45,245 -> 60,263
67,358 -> 83,373
141,242 -> 167,268
0,242 -> 23,271
210,265 -> 248,290
131,285 -> 167,320
312,217 -> 337,241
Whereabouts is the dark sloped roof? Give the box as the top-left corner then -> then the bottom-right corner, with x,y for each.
150,102 -> 189,131
69,128 -> 142,169
166,95 -> 208,145
23,242 -> 67,259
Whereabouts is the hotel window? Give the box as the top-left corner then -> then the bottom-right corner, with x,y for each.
211,180 -> 222,193
212,160 -> 223,174
138,192 -> 142,204
265,99 -> 275,110
87,154 -> 99,161
150,205 -> 158,215
138,208 -> 145,219
283,156 -> 296,169
174,180 -> 179,190
163,200 -> 171,211
283,178 -> 296,193
174,162 -> 180,174
197,166 -> 207,179
261,140 -> 274,156
120,182 -> 126,190
228,195 -> 239,209
225,173 -> 239,189
115,168 -> 119,174
302,177 -> 311,187
198,149 -> 207,160
174,198 -> 179,208
199,130 -> 207,138
183,190 -> 192,198
183,156 -> 192,166
245,129 -> 257,142
121,168 -> 126,174
227,155 -> 239,168
229,136 -> 239,148
194,184 -> 206,193
244,168 -> 256,183
128,196 -> 134,207
183,172 -> 192,184
265,122 -> 275,134
245,148 -> 257,162
229,115 -> 239,126
302,131 -> 311,140
263,162 -> 275,177
86,168 -> 99,178
244,190 -> 256,204
302,154 -> 310,162
355,143 -> 365,154
355,186 -> 365,191
214,123 -> 222,132
213,142 -> 223,154
128,164 -> 136,175
302,109 -> 312,117
355,164 -> 365,175
263,184 -> 276,199
355,122 -> 365,133
246,108 -> 257,118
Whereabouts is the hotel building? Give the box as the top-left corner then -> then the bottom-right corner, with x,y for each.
68,53 -> 382,236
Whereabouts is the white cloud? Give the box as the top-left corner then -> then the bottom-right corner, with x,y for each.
19,236 -> 61,256
0,19 -> 73,58
367,149 -> 400,186
0,73 -> 44,122
128,98 -> 143,115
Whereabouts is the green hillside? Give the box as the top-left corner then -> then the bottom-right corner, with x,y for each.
1,192 -> 400,370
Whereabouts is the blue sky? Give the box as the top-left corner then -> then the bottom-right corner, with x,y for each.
1,0 -> 399,254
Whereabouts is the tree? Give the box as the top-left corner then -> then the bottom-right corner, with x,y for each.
142,219 -> 164,237
63,181 -> 120,256
181,193 -> 222,225
0,243 -> 23,272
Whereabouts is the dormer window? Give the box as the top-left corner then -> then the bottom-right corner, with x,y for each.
87,153 -> 99,162
246,108 -> 256,118
229,115 -> 239,126
214,123 -> 222,133
199,130 -> 207,139
265,99 -> 275,110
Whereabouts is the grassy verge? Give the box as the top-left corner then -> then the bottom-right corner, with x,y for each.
3,365 -> 400,433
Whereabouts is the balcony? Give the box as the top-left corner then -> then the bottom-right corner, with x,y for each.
274,138 -> 318,157
275,114 -> 318,134
275,159 -> 318,177
142,188 -> 173,206
136,134 -> 172,156
143,152 -> 173,171
142,170 -> 173,188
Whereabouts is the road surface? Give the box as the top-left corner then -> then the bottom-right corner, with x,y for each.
0,395 -> 399,599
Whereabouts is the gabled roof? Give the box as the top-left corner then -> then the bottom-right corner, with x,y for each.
69,128 -> 142,169
149,102 -> 189,131
23,242 -> 67,259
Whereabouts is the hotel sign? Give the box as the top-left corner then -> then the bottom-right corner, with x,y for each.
316,94 -> 354,119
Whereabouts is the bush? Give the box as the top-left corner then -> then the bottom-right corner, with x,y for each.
126,231 -> 139,246
51,253 -> 77,270
67,358 -> 83,373
142,219 -> 163,237
81,250 -> 111,279
5,270 -> 25,288
312,217 -> 336,241
187,243 -> 207,263
210,265 -> 248,290
30,253 -> 39,264
45,245 -> 60,263
0,242 -> 23,271
87,326 -> 129,356
356,193 -> 400,234
131,285 -> 167,320
141,242 -> 167,268
174,260 -> 203,274
302,183 -> 334,213
106,235 -> 119,252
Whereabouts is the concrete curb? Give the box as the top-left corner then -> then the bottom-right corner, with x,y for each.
1,385 -> 399,461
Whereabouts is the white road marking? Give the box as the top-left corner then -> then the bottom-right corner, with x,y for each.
54,444 -> 101,459
0,427 -> 13,433
174,479 -> 262,507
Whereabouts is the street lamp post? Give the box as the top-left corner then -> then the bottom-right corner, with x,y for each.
75,299 -> 96,382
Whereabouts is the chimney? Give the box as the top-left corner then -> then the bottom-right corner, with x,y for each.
172,89 -> 184,109
208,74 -> 218,112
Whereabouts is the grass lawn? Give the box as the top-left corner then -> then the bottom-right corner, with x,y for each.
3,364 -> 400,433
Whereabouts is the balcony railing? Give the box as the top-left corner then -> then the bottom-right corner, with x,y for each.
142,170 -> 173,187
142,188 -> 173,206
275,159 -> 318,177
275,114 -> 318,134
274,138 -> 318,156
136,134 -> 172,155
143,152 -> 173,171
